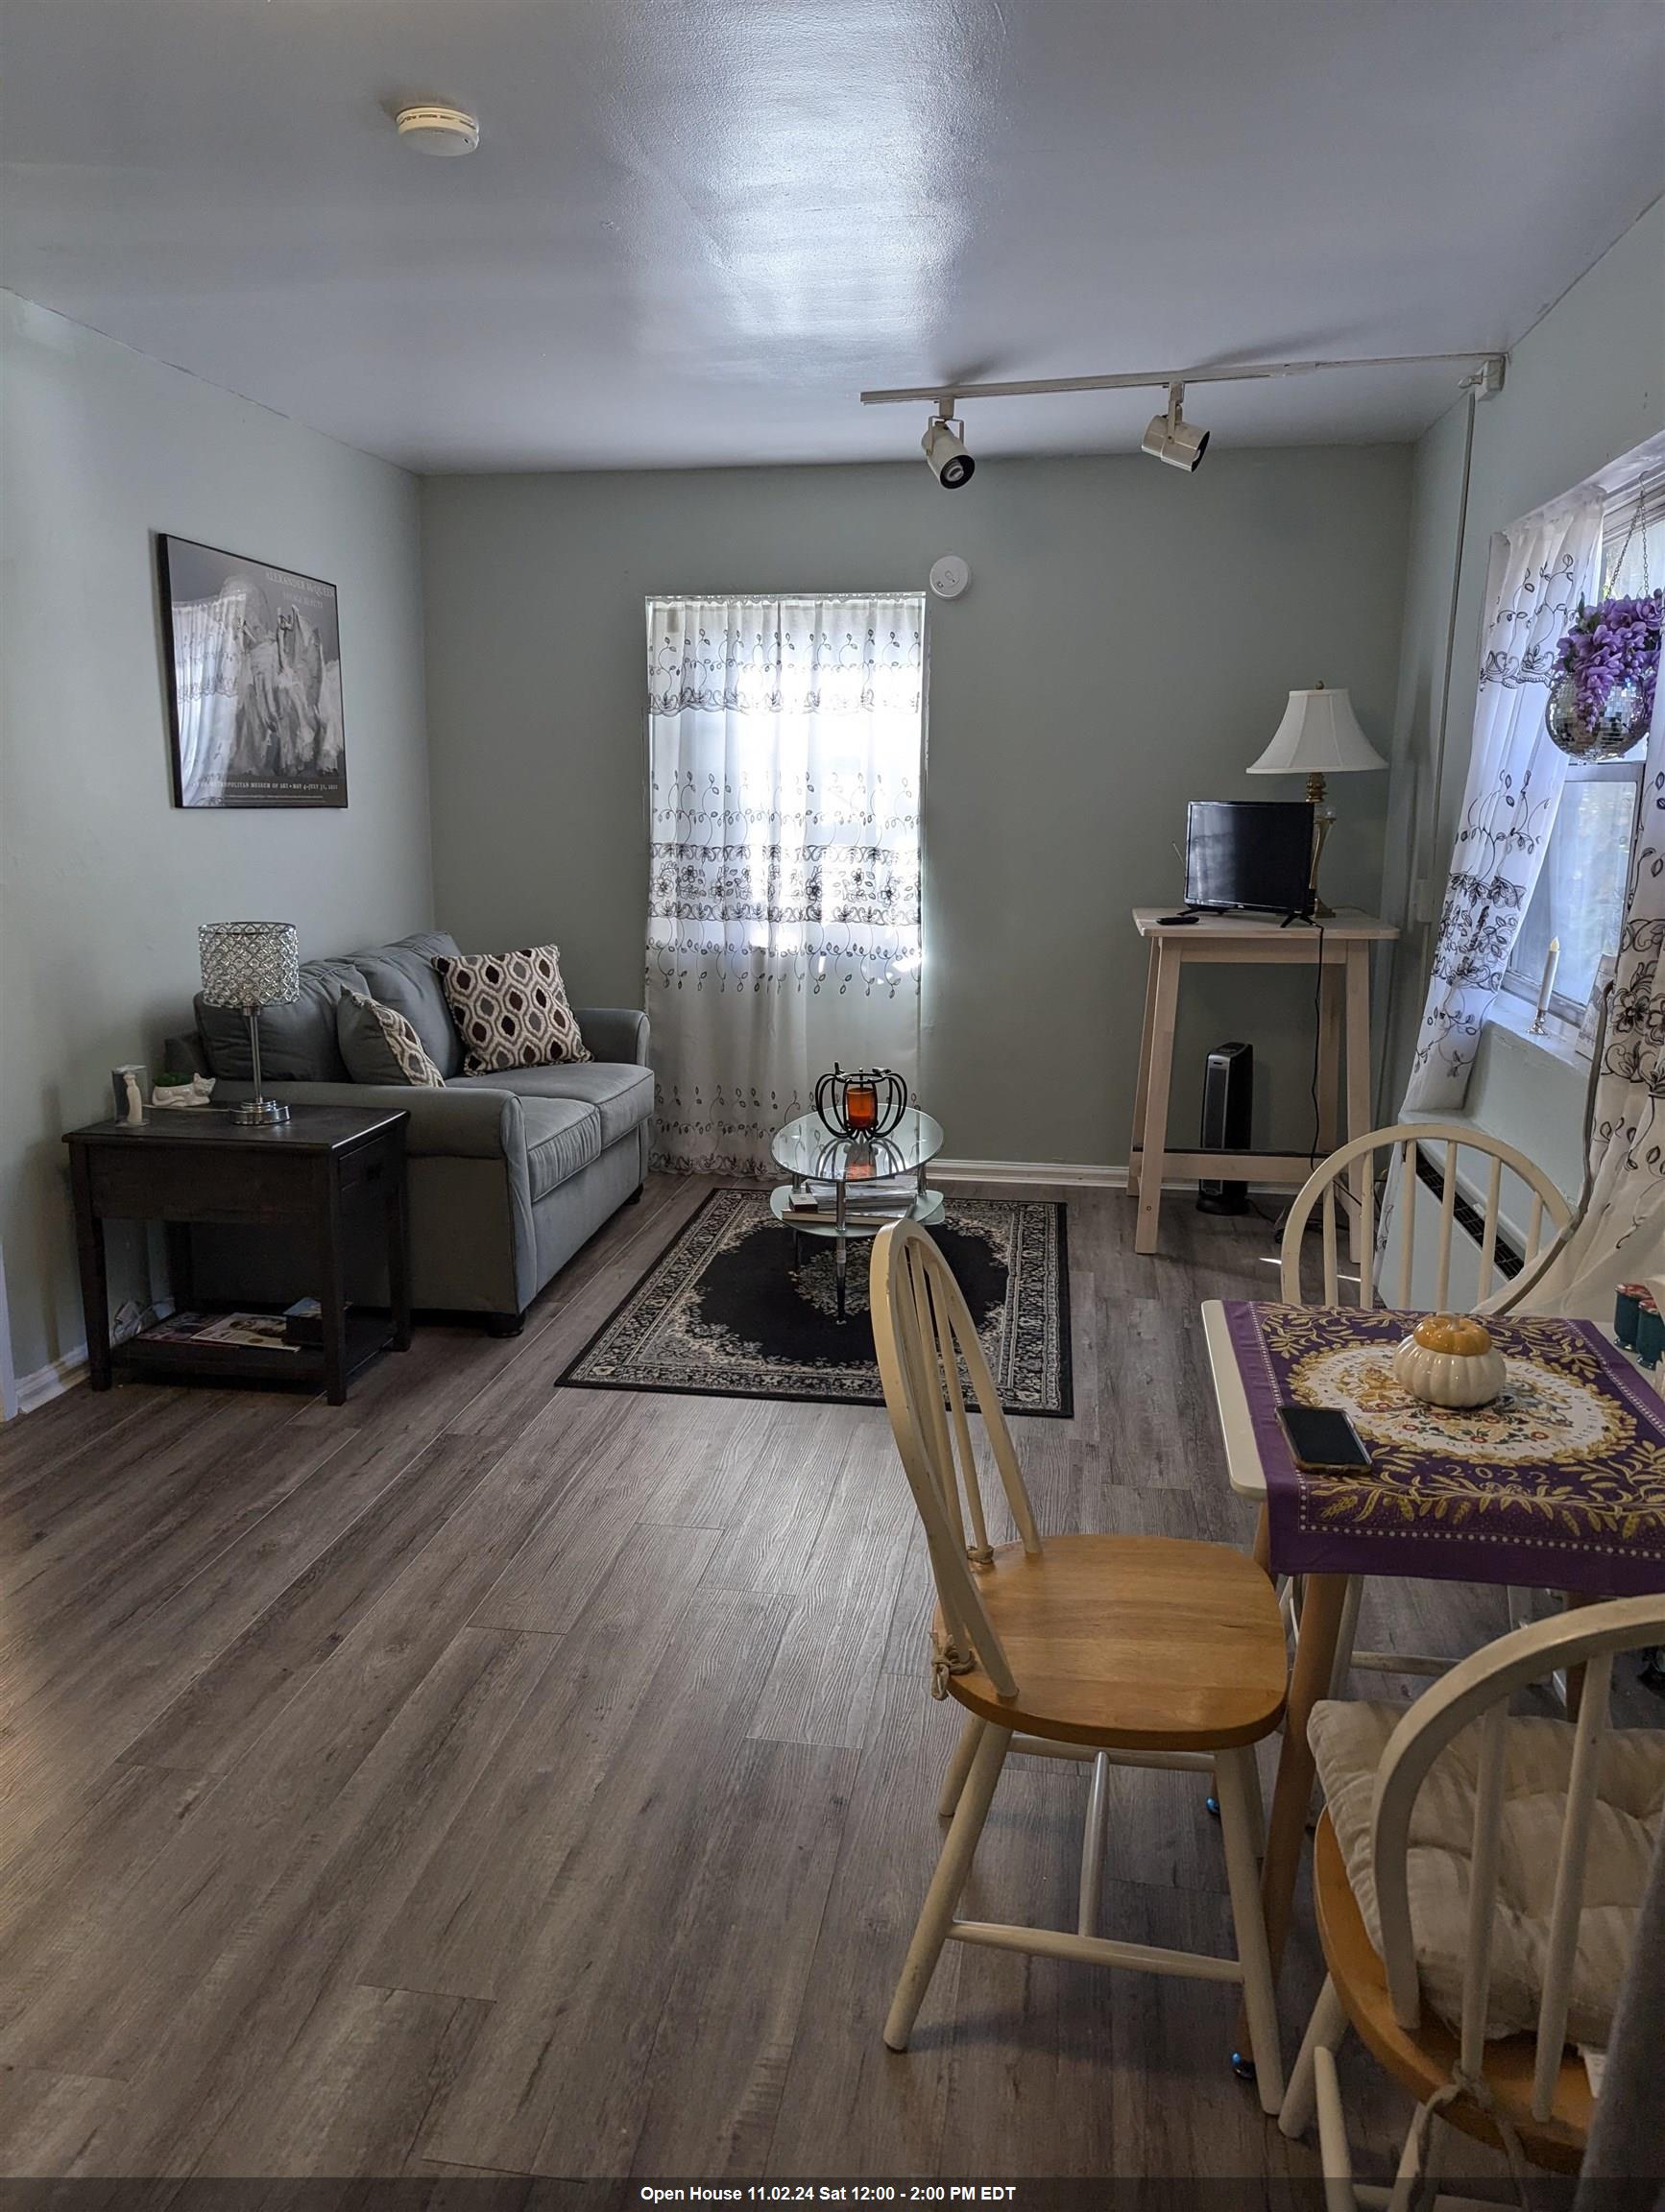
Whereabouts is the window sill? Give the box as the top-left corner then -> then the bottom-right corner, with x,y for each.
1485,990 -> 1592,1075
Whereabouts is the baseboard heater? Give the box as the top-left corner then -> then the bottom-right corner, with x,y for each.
1412,1143 -> 1524,1282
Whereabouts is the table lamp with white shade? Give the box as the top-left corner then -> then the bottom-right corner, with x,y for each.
198,921 -> 301,1124
1246,684 -> 1386,915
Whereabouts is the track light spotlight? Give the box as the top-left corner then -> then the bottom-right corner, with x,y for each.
922,411 -> 975,489
1141,383 -> 1210,472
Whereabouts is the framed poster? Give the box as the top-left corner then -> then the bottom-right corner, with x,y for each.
157,534 -> 348,808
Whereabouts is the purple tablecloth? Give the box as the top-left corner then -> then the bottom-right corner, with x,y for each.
1224,1302 -> 1665,1594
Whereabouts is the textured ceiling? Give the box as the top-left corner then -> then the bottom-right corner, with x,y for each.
2,0 -> 1661,470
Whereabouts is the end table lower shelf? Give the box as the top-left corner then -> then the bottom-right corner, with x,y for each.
113,1310 -> 399,1394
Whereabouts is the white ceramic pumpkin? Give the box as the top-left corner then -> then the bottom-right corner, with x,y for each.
1392,1313 -> 1507,1409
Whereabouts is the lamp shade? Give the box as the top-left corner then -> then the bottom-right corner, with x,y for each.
198,921 -> 301,1009
1247,686 -> 1386,776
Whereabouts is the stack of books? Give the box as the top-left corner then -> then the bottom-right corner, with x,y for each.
784,1181 -> 914,1224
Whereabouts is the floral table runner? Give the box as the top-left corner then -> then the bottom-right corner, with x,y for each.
1223,1303 -> 1665,1593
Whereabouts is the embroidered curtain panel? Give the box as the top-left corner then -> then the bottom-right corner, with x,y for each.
645,594 -> 925,1176
1530,666 -> 1665,1311
1404,502 -> 1604,1110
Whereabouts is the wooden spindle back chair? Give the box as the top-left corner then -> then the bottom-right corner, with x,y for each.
1277,1122 -> 1577,1691
1279,1594 -> 1665,2205
870,1220 -> 1291,2105
1279,1122 -> 1573,1315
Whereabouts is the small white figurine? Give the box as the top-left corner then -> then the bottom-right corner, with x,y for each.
151,1073 -> 217,1110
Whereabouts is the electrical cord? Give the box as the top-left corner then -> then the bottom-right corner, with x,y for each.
1308,914 -> 1326,1168
1257,912 -> 1326,1256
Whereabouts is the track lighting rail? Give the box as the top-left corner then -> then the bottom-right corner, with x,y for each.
860,350 -> 1506,408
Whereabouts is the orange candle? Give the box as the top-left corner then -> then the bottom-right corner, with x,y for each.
846,1080 -> 879,1132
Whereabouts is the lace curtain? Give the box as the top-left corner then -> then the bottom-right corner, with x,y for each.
1528,665 -> 1665,1311
645,594 -> 925,1176
1404,502 -> 1603,1110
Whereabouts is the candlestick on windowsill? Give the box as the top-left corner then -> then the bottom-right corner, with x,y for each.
1531,936 -> 1561,1035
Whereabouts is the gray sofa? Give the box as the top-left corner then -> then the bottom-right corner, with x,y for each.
165,930 -> 651,1334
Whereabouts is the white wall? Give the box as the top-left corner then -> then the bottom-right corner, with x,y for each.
421,445 -> 1412,1169
1382,198 -> 1665,1113
0,293 -> 433,1382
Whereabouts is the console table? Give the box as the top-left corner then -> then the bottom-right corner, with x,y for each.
65,1104 -> 411,1406
1127,906 -> 1399,1255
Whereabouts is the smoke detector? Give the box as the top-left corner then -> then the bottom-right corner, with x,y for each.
396,106 -> 480,156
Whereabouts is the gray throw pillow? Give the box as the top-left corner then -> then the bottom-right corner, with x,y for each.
336,991 -> 446,1087
196,955 -> 369,1082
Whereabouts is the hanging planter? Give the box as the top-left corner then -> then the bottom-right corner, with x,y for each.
1545,589 -> 1663,761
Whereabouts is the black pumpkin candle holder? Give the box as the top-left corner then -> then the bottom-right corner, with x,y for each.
814,1063 -> 909,1140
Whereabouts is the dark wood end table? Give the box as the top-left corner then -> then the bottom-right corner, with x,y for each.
65,1104 -> 411,1406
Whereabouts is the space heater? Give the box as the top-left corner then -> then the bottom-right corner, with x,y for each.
1197,1042 -> 1253,1214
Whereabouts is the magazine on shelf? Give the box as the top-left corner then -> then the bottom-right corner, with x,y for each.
141,1310 -> 303,1354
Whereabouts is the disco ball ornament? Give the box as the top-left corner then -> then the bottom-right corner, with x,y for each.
1545,674 -> 1651,762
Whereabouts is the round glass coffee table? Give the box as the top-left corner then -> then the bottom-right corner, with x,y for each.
770,1108 -> 945,1321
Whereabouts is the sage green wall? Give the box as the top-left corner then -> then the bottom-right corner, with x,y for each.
1377,397 -> 1474,1114
0,293 -> 433,1382
1381,198 -> 1665,1119
421,445 -> 1412,1166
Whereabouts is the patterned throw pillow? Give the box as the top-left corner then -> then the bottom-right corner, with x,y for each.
432,944 -> 591,1074
336,990 -> 446,1088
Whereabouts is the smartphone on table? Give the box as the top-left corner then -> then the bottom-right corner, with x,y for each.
1276,1402 -> 1371,1474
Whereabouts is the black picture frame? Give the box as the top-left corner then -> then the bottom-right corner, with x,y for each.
157,533 -> 348,808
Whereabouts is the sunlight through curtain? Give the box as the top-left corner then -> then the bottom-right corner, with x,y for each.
645,594 -> 925,1176
1405,503 -> 1603,1109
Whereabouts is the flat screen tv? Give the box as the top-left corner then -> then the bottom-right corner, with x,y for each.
1184,800 -> 1315,918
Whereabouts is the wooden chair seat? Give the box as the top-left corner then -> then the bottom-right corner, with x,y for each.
1313,1811 -> 1591,2176
937,1531 -> 1288,1750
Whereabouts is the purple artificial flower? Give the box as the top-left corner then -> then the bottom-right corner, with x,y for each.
1554,589 -> 1663,732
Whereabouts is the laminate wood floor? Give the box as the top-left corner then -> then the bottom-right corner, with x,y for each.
1,1179 -> 1655,2193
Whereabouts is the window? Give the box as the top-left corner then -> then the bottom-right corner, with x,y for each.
1503,474 -> 1664,1026
643,593 -> 926,1175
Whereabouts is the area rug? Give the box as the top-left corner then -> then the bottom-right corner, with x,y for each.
559,1189 -> 1072,1415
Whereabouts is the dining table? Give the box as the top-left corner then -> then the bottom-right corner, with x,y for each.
1200,1296 -> 1665,2007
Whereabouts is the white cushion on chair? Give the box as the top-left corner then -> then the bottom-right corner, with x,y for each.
1310,1698 -> 1665,2045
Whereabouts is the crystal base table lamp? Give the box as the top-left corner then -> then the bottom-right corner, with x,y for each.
1247,684 -> 1386,915
198,921 -> 301,1125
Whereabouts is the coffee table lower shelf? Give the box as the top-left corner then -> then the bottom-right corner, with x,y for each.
770,1184 -> 946,1320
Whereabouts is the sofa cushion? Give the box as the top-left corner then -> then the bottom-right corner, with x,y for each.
196,955 -> 369,1083
352,931 -> 464,1078
519,1095 -> 603,1202
433,944 -> 591,1074
337,991 -> 446,1087
450,1061 -> 653,1149
1310,1696 -> 1665,2047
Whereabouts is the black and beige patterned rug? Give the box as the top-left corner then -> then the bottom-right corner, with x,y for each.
560,1188 -> 1072,1415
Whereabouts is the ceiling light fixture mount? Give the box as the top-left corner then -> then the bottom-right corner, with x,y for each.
395,105 -> 481,156
863,349 -> 1507,410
